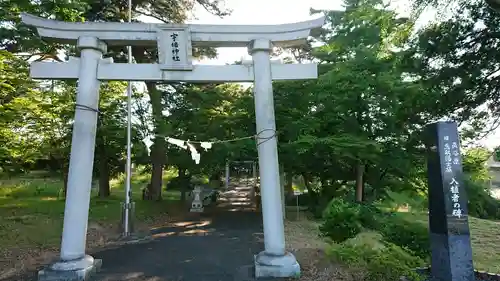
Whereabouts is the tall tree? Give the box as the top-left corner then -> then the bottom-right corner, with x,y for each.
409,0 -> 500,142
0,0 -> 231,200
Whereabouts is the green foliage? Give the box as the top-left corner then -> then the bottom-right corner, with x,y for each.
0,173 -> 180,250
358,203 -> 385,230
379,190 -> 428,212
166,175 -> 192,191
462,147 -> 491,183
0,0 -> 498,211
320,195 -> 430,259
410,1 -> 500,141
322,190 -> 431,260
0,0 -> 231,200
379,214 -> 430,259
365,243 -> 426,281
465,177 -> 500,219
327,240 -> 374,265
320,198 -> 363,242
327,242 -> 425,281
319,198 -> 384,242
495,147 -> 500,162
0,50 -> 39,174
273,0 -> 458,207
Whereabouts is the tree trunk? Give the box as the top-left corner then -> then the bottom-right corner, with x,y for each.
148,142 -> 165,201
285,172 -> 293,196
355,162 -> 365,202
62,170 -> 68,198
146,82 -> 166,201
179,168 -> 188,202
302,173 -> 313,195
98,157 -> 111,198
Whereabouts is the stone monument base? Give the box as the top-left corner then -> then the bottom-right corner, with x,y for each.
190,207 -> 204,212
254,251 -> 300,278
38,255 -> 102,281
190,196 -> 204,213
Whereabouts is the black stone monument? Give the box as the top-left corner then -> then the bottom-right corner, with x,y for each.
424,121 -> 475,281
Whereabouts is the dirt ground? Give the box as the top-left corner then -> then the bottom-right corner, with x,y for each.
1,208 -> 338,281
284,211 -> 358,281
0,213 -> 173,280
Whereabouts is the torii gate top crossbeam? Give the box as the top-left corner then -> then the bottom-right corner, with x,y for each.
21,13 -> 325,48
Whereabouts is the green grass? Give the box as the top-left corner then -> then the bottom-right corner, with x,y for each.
0,170 -> 179,251
348,211 -> 500,273
397,212 -> 500,273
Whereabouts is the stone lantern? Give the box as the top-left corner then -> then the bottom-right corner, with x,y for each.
190,186 -> 204,212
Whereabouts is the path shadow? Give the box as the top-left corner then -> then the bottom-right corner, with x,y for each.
92,184 -> 264,281
2,184 -> 265,281
94,211 -> 263,281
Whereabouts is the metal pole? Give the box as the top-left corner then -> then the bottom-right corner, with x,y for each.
225,161 -> 230,190
123,0 -> 133,237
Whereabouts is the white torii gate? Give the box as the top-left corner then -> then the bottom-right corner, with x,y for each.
21,13 -> 324,280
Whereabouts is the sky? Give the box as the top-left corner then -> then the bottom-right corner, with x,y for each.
186,0 -> 417,65
142,0 -> 500,149
188,0 -> 343,65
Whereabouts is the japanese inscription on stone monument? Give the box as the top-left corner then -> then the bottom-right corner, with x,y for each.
442,135 -> 463,219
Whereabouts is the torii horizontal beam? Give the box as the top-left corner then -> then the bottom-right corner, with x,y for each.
30,58 -> 318,82
20,13 -> 325,48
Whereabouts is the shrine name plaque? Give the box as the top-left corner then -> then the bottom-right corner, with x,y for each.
156,26 -> 193,71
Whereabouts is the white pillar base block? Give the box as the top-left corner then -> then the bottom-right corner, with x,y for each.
38,255 -> 102,281
190,199 -> 204,212
190,205 -> 204,212
254,251 -> 300,278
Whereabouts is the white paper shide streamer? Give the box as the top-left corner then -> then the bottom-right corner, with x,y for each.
166,137 -> 212,164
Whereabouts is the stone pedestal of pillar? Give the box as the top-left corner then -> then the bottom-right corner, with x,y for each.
190,186 -> 204,212
254,252 -> 300,278
38,255 -> 102,281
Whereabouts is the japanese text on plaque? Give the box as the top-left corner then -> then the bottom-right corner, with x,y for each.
170,33 -> 180,62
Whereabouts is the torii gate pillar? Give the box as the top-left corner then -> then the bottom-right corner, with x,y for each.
38,37 -> 105,281
249,39 -> 299,277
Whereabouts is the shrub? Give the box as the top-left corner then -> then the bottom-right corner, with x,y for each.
319,198 -> 363,243
326,242 -> 374,269
319,198 -> 384,242
465,177 -> 500,219
379,215 -> 430,259
365,242 -> 425,281
359,203 -> 385,230
327,242 -> 425,281
165,176 -> 191,191
311,195 -> 333,219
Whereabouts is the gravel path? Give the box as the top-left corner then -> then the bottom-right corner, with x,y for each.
93,184 -> 264,281
2,184 -> 266,281
94,183 -> 263,281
